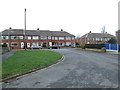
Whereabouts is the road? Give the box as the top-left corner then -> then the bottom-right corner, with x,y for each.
2,48 -> 119,88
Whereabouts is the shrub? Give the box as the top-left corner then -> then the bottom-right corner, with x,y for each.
2,43 -> 8,47
101,47 -> 106,52
84,44 -> 104,49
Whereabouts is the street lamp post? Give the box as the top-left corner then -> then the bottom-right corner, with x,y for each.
24,8 -> 27,50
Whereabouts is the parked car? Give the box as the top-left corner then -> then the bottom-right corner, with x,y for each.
48,45 -> 60,49
31,45 -> 42,49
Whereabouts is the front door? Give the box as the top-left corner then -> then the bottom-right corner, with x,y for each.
21,42 -> 24,48
27,43 -> 30,48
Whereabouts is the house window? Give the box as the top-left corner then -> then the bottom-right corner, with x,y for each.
52,37 -> 54,40
32,42 -> 39,47
11,36 -> 18,39
72,37 -> 75,40
28,36 -> 31,40
88,38 -> 94,41
33,36 -> 39,40
11,42 -> 18,46
66,42 -> 71,46
59,42 -> 64,46
59,37 -> 64,40
108,38 -> 110,41
96,38 -> 99,41
100,38 -> 102,41
1,43 -> 8,46
105,38 -> 109,41
19,36 -> 23,39
48,36 -> 51,39
41,36 -> 47,39
55,37 -> 58,40
1,36 -> 9,39
66,37 -> 71,40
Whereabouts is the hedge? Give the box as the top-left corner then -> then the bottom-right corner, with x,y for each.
84,44 -> 104,49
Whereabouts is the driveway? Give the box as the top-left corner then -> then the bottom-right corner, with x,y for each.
2,48 -> 118,88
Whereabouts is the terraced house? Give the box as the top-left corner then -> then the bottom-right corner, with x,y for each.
76,31 -> 115,44
1,28 -> 75,49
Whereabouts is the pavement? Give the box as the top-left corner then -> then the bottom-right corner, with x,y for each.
2,48 -> 119,88
106,49 -> 120,55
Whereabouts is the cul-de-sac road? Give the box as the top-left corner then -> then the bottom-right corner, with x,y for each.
2,48 -> 119,88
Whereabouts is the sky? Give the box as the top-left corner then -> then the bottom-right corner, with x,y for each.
0,0 -> 119,37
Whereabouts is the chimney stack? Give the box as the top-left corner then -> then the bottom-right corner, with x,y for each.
61,29 -> 63,31
37,28 -> 39,30
89,31 -> 91,33
9,27 -> 12,29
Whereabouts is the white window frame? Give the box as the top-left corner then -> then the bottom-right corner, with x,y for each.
11,36 -> 18,39
72,37 -> 75,40
32,42 -> 39,47
48,36 -> 51,39
19,36 -> 23,39
55,37 -> 58,40
1,36 -> 9,39
59,42 -> 64,46
11,42 -> 18,47
66,37 -> 71,40
66,42 -> 71,46
28,36 -> 31,40
52,36 -> 54,40
59,37 -> 64,40
33,36 -> 39,40
41,36 -> 47,40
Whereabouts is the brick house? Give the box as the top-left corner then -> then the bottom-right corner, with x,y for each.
76,31 -> 115,44
116,30 -> 120,44
116,30 -> 120,51
1,29 -> 76,49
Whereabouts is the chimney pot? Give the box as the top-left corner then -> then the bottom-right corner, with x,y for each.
37,28 -> 39,30
9,27 -> 12,29
89,31 -> 91,33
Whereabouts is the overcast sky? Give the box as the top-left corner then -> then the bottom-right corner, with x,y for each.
0,0 -> 119,36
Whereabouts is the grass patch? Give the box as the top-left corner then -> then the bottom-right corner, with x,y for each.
2,50 -> 62,78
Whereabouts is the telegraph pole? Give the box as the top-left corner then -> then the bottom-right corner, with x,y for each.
24,8 -> 27,50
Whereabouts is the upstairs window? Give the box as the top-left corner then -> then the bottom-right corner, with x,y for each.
59,37 -> 64,40
72,37 -> 75,40
96,38 -> 99,41
11,36 -> 18,39
28,36 -> 31,40
55,37 -> 58,40
52,37 -> 54,40
33,36 -> 39,40
1,36 -> 9,39
19,36 -> 23,39
66,37 -> 71,40
41,36 -> 47,39
88,38 -> 94,41
48,36 -> 51,39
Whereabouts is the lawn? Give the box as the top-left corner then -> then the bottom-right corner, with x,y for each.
2,50 -> 62,78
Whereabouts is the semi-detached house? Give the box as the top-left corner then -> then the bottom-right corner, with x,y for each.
1,29 -> 76,49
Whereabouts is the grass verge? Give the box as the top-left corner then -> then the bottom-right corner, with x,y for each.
2,50 -> 62,79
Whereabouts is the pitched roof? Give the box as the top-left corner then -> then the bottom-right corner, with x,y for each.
1,29 -> 75,37
116,30 -> 120,33
81,33 -> 115,38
